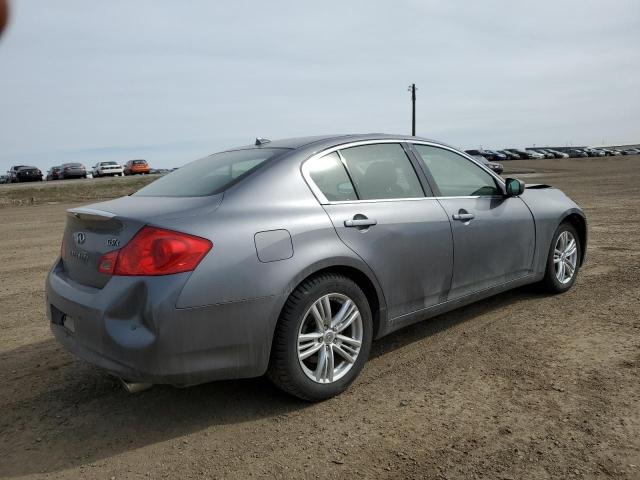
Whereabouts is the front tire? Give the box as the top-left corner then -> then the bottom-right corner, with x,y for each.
540,222 -> 581,293
268,273 -> 373,401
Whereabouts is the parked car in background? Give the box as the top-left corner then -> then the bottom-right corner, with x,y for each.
498,150 -> 520,160
0,174 -> 8,184
595,148 -> 618,156
92,161 -> 124,177
124,159 -> 150,175
47,133 -> 586,401
46,166 -> 62,181
583,148 -> 605,157
527,150 -> 546,159
483,149 -> 507,161
506,149 -> 540,159
59,163 -> 87,179
464,149 -> 507,162
8,165 -> 43,182
621,148 -> 639,155
546,149 -> 569,158
534,149 -> 555,159
475,156 -> 504,175
567,149 -> 588,158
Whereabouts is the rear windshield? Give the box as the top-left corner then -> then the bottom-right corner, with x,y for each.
65,163 -> 83,167
134,148 -> 288,197
101,161 -> 118,166
132,160 -> 147,165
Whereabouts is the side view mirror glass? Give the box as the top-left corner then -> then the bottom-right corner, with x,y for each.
505,178 -> 525,197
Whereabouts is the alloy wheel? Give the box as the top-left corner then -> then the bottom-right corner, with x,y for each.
297,293 -> 363,384
554,231 -> 578,284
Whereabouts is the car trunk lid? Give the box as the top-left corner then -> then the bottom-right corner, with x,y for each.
61,195 -> 222,288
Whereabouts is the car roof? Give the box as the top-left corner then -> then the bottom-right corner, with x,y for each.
228,133 -> 457,154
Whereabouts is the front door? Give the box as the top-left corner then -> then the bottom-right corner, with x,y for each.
411,144 -> 535,299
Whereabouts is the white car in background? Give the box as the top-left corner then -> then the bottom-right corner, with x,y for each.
92,161 -> 124,177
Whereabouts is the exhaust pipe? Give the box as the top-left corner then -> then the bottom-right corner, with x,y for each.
119,378 -> 153,394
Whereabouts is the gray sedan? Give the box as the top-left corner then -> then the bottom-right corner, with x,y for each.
46,134 -> 587,401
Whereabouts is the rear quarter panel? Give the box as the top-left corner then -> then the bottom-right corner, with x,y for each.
174,151 -> 382,311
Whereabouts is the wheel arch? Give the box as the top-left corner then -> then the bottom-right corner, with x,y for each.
560,211 -> 587,266
282,259 -> 388,340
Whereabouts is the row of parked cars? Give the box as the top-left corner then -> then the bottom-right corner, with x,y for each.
466,146 -> 640,163
0,159 -> 152,183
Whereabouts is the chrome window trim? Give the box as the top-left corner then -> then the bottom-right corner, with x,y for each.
301,139 -> 506,205
301,139 -> 429,205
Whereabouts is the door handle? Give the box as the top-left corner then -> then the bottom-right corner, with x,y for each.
452,213 -> 475,221
344,218 -> 377,228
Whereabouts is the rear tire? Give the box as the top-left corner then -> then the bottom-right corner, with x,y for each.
540,222 -> 581,294
268,273 -> 372,401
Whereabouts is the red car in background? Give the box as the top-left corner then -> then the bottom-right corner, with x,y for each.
124,159 -> 150,175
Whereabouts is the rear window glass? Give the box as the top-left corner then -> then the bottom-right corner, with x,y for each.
101,161 -> 118,166
135,148 -> 287,197
132,160 -> 147,165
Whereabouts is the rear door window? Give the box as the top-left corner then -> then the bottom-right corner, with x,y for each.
135,148 -> 288,197
338,143 -> 424,200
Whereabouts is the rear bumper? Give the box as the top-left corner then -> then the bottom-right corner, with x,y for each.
46,260 -> 284,385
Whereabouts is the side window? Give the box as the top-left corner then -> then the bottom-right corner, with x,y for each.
339,143 -> 424,200
413,145 -> 500,197
306,152 -> 357,202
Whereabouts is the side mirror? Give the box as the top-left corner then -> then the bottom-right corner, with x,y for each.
504,178 -> 525,197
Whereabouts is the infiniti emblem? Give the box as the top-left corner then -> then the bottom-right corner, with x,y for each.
75,232 -> 86,245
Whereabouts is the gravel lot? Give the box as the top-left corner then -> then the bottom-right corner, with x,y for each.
0,156 -> 638,479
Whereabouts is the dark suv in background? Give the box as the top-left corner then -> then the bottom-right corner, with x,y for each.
8,165 -> 43,182
46,166 -> 62,181
59,163 -> 87,179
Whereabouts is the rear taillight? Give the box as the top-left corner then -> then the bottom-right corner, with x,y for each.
97,226 -> 212,276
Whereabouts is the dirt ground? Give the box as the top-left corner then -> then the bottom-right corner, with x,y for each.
0,156 -> 638,479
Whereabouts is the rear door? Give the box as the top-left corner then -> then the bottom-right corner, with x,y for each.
303,142 -> 453,320
411,143 -> 535,299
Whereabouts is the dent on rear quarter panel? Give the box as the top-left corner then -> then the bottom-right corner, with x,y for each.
520,188 -> 586,274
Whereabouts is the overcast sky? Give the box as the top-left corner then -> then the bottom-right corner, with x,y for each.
0,0 -> 639,172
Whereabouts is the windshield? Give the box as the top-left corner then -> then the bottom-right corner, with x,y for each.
101,161 -> 118,166
135,148 -> 288,197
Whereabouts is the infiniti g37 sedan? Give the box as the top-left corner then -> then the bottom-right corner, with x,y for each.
46,134 -> 587,401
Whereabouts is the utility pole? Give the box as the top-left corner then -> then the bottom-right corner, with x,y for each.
407,83 -> 417,136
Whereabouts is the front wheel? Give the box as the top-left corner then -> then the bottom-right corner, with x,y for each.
540,222 -> 581,293
268,273 -> 373,401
